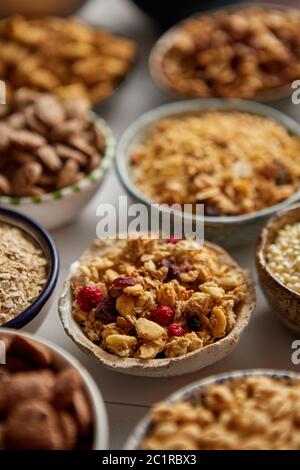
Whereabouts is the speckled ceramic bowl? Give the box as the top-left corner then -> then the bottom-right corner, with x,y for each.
1,328 -> 109,450
58,238 -> 256,377
124,369 -> 300,449
0,113 -> 115,231
116,99 -> 300,248
257,203 -> 300,335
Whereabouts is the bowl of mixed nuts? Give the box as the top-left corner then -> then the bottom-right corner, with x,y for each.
257,203 -> 300,335
149,4 -> 300,102
0,89 -> 115,230
0,329 -> 108,450
116,99 -> 300,247
0,15 -> 137,105
59,234 -> 255,377
0,207 -> 59,331
125,369 -> 300,450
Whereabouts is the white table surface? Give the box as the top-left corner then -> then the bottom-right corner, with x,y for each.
32,0 -> 300,449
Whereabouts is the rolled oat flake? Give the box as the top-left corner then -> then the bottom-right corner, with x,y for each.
0,223 -> 48,325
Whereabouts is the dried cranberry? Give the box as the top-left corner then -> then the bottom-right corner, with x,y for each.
151,306 -> 174,326
276,168 -> 291,185
165,265 -> 180,282
158,258 -> 179,282
166,236 -> 181,244
187,316 -> 201,331
168,323 -> 185,337
204,204 -> 221,216
76,285 -> 103,312
113,276 -> 137,288
95,297 -> 118,324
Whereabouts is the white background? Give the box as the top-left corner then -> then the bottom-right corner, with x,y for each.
34,0 -> 300,449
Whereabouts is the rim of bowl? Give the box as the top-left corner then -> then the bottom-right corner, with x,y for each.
256,202 -> 300,299
116,98 -> 300,225
149,2 -> 300,104
0,207 -> 59,329
124,368 -> 300,449
0,328 -> 109,450
0,112 -> 115,207
59,239 -> 256,372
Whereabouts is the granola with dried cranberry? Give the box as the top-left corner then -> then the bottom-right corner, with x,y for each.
71,236 -> 248,359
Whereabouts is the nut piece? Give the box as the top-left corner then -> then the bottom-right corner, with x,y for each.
11,335 -> 52,367
53,367 -> 83,407
56,159 -> 80,188
135,318 -> 165,341
6,400 -> 64,450
37,145 -> 62,172
70,390 -> 92,436
35,95 -> 65,127
9,129 -> 46,149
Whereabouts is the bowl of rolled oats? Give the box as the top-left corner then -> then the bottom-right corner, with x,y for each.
257,203 -> 300,335
0,89 -> 115,230
149,4 -> 300,102
0,207 -> 59,331
0,329 -> 108,450
59,234 -> 255,377
117,99 -> 300,247
125,369 -> 300,450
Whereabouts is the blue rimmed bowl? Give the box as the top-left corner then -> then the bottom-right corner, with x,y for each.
116,99 -> 300,248
0,207 -> 59,332
0,113 -> 115,231
124,369 -> 300,449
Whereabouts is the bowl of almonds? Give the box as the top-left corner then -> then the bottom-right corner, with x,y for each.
0,329 -> 108,450
125,369 -> 300,450
257,203 -> 300,335
0,89 -> 115,230
59,234 -> 255,377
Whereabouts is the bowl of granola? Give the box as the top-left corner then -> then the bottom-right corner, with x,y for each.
125,369 -> 300,450
0,207 -> 59,331
0,329 -> 108,450
59,234 -> 255,377
116,99 -> 300,247
0,89 -> 115,230
257,203 -> 300,335
149,4 -> 300,102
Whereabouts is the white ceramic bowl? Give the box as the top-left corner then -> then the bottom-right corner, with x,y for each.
1,328 -> 109,450
0,114 -> 115,231
125,368 -> 300,449
58,238 -> 256,377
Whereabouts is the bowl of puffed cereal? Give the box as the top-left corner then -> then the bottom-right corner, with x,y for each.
257,203 -> 300,335
59,233 -> 255,377
116,99 -> 300,248
125,369 -> 300,450
149,3 -> 300,102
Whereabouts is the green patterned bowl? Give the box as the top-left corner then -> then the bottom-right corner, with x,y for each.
0,112 -> 115,231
